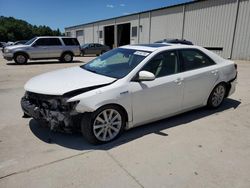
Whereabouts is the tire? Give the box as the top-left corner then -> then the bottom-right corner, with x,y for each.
207,83 -> 226,109
81,51 -> 85,56
60,52 -> 73,63
14,53 -> 28,64
81,105 -> 126,144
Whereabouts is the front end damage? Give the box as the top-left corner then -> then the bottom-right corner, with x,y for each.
21,91 -> 80,132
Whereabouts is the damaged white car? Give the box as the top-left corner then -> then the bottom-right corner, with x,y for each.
21,44 -> 237,144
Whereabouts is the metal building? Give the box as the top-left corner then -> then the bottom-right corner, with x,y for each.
65,0 -> 250,60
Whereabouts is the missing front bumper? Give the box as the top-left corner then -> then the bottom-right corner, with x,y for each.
21,97 -> 80,131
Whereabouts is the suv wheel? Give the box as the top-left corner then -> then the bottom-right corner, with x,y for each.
61,52 -> 73,62
14,53 -> 28,64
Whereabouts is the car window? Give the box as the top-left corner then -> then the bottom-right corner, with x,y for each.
142,51 -> 179,78
96,44 -> 102,47
89,44 -> 94,48
179,49 -> 215,71
49,38 -> 62,46
62,38 -> 79,46
35,38 -> 49,46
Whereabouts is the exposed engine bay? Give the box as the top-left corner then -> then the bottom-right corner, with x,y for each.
21,91 -> 80,132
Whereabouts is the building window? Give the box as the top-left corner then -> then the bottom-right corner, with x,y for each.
99,30 -> 103,38
76,30 -> 84,37
132,26 -> 137,37
66,32 -> 71,37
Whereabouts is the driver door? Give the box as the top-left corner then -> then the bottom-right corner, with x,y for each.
129,50 -> 184,126
29,38 -> 50,59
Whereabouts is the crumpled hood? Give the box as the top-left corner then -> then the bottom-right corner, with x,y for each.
25,66 -> 116,95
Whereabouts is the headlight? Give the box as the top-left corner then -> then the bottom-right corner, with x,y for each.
4,49 -> 10,53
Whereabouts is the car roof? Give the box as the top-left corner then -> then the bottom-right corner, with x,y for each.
121,43 -> 226,63
121,43 -> 197,52
36,36 -> 76,39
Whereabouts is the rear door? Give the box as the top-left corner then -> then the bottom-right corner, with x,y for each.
95,44 -> 102,54
88,44 -> 96,54
178,49 -> 219,109
46,38 -> 63,58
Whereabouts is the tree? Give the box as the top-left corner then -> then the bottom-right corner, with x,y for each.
0,16 -> 62,42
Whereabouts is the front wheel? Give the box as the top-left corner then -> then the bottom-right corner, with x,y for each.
14,53 -> 28,64
81,105 -> 125,144
207,83 -> 226,108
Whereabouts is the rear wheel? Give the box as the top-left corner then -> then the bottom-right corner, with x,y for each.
207,83 -> 226,108
60,52 -> 73,62
81,105 -> 125,144
14,53 -> 28,64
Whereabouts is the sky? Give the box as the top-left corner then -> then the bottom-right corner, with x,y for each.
0,0 -> 191,32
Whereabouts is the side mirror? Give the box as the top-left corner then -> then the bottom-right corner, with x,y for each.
138,71 -> 155,81
32,43 -> 37,47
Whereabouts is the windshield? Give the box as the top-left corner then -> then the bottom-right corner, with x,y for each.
81,48 -> 150,79
25,37 -> 37,45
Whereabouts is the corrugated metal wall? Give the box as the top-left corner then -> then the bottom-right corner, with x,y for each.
65,0 -> 250,60
184,0 -> 237,58
232,0 -> 250,60
138,13 -> 150,43
150,6 -> 183,43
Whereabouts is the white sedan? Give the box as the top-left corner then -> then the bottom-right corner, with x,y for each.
21,43 -> 237,144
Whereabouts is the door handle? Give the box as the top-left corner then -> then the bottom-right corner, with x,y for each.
174,78 -> 183,85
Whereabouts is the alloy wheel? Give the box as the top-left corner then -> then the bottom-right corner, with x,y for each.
93,109 -> 122,142
211,85 -> 226,107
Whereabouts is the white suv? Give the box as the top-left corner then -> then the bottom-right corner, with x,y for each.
2,36 -> 81,64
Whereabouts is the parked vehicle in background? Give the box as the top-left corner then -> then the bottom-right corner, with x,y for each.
21,43 -> 237,144
13,40 -> 29,45
6,41 -> 15,46
2,36 -> 81,64
0,42 -> 6,48
81,43 -> 110,56
2,40 -> 29,52
155,39 -> 193,45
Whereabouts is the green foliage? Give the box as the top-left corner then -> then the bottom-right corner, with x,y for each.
0,16 -> 63,42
